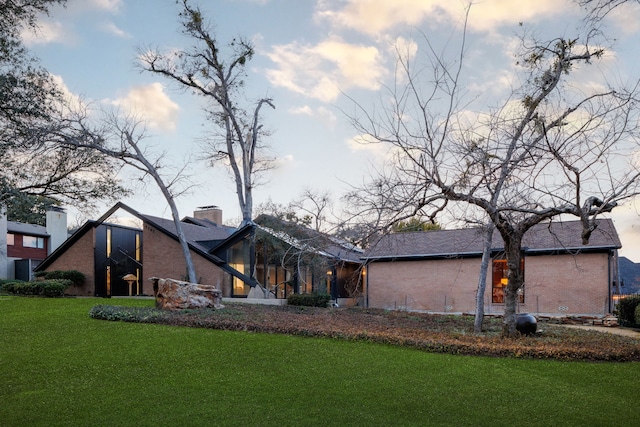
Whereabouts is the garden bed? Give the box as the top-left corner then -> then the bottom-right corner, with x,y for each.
89,303 -> 640,362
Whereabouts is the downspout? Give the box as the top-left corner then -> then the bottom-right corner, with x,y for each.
365,263 -> 369,308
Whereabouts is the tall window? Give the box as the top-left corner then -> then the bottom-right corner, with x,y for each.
492,258 -> 525,304
229,240 -> 251,297
7,233 -> 14,246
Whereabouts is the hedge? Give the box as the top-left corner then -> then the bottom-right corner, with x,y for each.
287,293 -> 331,307
34,270 -> 85,287
617,295 -> 640,327
2,279 -> 72,297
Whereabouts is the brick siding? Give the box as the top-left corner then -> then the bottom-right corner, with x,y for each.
367,252 -> 613,316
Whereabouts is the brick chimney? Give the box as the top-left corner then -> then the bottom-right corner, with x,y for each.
194,205 -> 222,225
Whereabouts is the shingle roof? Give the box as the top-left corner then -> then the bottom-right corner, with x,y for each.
140,214 -> 235,252
363,219 -> 621,260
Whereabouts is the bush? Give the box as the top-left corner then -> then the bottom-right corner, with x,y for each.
616,295 -> 640,326
287,293 -> 331,307
635,304 -> 640,326
89,305 -> 166,323
3,279 -> 71,297
37,270 -> 85,287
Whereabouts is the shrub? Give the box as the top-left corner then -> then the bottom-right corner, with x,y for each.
3,279 -> 71,297
37,270 -> 85,287
635,304 -> 640,326
89,305 -> 166,323
287,293 -> 331,307
616,295 -> 640,326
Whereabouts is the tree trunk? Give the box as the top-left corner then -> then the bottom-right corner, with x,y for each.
474,223 -> 494,333
501,235 -> 525,338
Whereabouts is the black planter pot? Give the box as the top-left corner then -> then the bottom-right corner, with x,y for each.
516,313 -> 537,335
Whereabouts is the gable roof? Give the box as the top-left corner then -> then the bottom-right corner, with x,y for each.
363,219 -> 621,261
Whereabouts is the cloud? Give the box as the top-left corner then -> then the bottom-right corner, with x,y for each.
81,0 -> 123,13
265,37 -> 385,102
101,21 -> 131,38
109,83 -> 180,132
346,133 -> 392,160
315,0 -> 573,35
289,105 -> 337,128
21,20 -> 73,46
606,2 -> 640,34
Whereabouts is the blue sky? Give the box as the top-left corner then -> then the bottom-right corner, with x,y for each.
24,0 -> 640,261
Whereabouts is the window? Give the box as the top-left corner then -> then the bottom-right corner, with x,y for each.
23,236 -> 45,249
492,257 -> 525,304
7,233 -> 14,246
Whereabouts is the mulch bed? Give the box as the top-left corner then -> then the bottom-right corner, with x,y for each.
90,303 -> 640,362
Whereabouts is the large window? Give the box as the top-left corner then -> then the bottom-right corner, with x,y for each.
492,258 -> 525,304
229,240 -> 251,297
7,233 -> 14,246
23,236 -> 45,249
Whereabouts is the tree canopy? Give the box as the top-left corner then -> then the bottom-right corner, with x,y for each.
0,0 -> 127,212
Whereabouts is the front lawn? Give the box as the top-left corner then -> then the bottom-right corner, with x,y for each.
1,297 -> 639,426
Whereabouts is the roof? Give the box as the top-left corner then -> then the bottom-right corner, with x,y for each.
363,219 -> 621,260
7,221 -> 49,237
35,202 -> 259,286
141,214 -> 235,253
254,214 -> 363,263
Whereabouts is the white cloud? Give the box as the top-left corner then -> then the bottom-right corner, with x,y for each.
21,20 -> 72,46
109,83 -> 180,132
265,37 -> 385,102
346,133 -> 391,160
101,21 -> 131,38
315,0 -> 574,35
80,0 -> 122,13
603,2 -> 640,34
289,105 -> 337,128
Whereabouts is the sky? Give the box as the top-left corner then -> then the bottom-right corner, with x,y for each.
23,0 -> 640,261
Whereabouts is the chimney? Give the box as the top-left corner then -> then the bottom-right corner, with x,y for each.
46,206 -> 68,253
194,205 -> 222,225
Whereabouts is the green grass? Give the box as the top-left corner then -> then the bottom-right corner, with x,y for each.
1,297 -> 639,426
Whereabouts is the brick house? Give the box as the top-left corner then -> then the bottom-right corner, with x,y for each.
35,203 -> 250,296
1,207 -> 68,281
362,219 -> 621,317
35,203 -> 363,300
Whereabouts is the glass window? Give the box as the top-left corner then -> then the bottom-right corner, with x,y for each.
23,236 -> 44,249
492,258 -> 524,304
7,233 -> 14,246
229,240 -> 251,297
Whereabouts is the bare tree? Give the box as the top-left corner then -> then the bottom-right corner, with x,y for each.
289,188 -> 334,232
138,0 -> 274,226
347,10 -> 640,337
578,0 -> 640,21
57,109 -> 199,284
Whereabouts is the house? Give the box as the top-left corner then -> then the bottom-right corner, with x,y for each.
0,207 -> 68,281
35,203 -> 363,301
362,219 -> 621,317
252,214 -> 364,304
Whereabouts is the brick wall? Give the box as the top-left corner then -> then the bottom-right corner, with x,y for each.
142,223 -> 231,295
45,230 -> 95,296
367,252 -> 613,316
